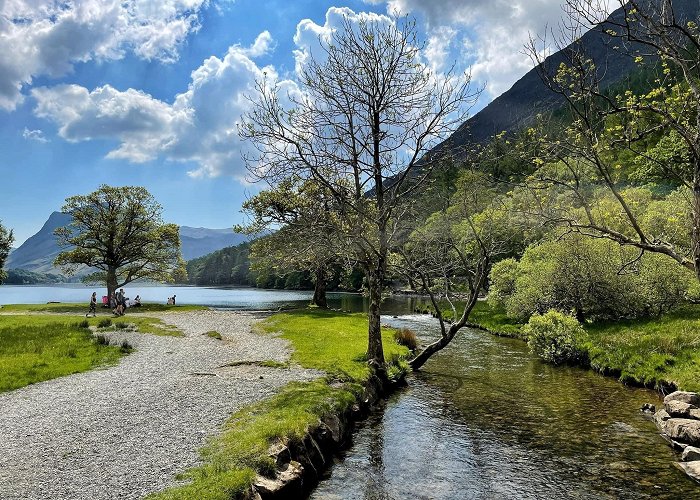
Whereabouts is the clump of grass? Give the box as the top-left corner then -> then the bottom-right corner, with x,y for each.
204,330 -> 223,340
97,318 -> 112,329
115,322 -> 129,330
394,327 -> 418,350
120,340 -> 134,353
76,319 -> 90,329
94,334 -> 110,346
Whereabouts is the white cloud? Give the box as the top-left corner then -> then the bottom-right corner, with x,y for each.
22,127 -> 48,143
369,0 -> 584,98
32,33 -> 291,179
0,0 -> 216,111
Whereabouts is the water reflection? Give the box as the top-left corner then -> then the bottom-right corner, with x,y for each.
311,315 -> 697,499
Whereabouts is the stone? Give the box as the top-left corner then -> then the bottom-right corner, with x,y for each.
253,461 -> 304,499
675,461 -> 700,483
664,418 -> 700,446
682,446 -> 700,462
640,403 -> 656,414
654,409 -> 671,433
664,391 -> 700,407
665,400 -> 699,419
268,441 -> 291,467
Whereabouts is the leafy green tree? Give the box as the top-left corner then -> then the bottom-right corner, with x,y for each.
240,16 -> 479,367
0,220 -> 13,284
55,185 -> 185,297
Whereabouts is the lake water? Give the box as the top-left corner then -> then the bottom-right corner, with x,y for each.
1,285 -> 695,497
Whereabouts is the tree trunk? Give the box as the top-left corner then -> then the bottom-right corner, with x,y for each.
410,323 -> 459,371
693,164 -> 700,281
311,265 -> 328,308
366,266 -> 386,366
107,267 -> 118,299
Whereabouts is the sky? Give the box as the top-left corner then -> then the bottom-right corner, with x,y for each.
0,0 -> 576,246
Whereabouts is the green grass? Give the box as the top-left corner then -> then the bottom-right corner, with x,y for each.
583,305 -> 700,392
150,308 -> 409,500
257,309 -> 409,382
0,302 -> 206,314
0,315 -> 123,392
468,301 -> 525,338
204,331 -> 223,340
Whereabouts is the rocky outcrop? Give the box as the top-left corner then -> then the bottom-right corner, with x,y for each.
654,391 -> 700,484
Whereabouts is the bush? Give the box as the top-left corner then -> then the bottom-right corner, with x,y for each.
120,340 -> 134,353
76,319 -> 90,329
524,310 -> 586,365
394,328 -> 418,350
97,318 -> 112,328
94,334 -> 109,346
490,235 -> 694,322
115,322 -> 129,330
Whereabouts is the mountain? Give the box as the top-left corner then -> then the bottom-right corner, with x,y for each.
6,211 -> 247,277
433,0 -> 700,156
179,226 -> 247,261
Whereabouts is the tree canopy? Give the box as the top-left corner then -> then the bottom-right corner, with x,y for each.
54,185 -> 185,295
0,220 -> 13,284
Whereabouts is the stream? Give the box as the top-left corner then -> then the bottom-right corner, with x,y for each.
310,313 -> 698,499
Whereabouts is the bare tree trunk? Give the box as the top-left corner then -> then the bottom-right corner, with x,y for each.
311,265 -> 328,308
693,164 -> 700,281
366,265 -> 386,366
107,267 -> 118,299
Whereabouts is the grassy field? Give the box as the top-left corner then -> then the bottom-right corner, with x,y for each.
150,308 -> 409,500
0,302 -> 206,314
0,315 -> 123,392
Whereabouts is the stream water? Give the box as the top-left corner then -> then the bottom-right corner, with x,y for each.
311,313 -> 698,499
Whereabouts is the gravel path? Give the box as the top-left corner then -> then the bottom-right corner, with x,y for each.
0,310 -> 322,500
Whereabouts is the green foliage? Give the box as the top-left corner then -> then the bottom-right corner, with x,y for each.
54,185 -> 185,292
490,235 -> 693,322
186,242 -> 256,287
523,310 -> 587,365
4,269 -> 66,285
0,220 -> 13,284
97,318 -> 112,328
0,316 -> 122,392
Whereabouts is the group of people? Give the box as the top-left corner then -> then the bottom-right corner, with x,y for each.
166,294 -> 177,305
86,289 -> 141,317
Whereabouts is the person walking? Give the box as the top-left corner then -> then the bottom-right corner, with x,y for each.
86,292 -> 97,317
116,288 -> 126,316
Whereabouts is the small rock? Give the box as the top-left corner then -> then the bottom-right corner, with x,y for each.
664,391 -> 700,407
682,446 -> 700,462
654,409 -> 671,432
641,403 -> 656,414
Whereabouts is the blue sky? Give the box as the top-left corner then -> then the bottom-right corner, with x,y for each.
0,0 -> 572,246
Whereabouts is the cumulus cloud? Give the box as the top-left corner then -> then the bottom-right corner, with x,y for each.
367,0 -> 583,97
22,128 -> 49,143
32,34 -> 290,179
0,0 -> 217,111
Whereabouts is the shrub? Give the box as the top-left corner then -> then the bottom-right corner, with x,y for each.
76,319 -> 90,329
115,322 -> 129,330
120,340 -> 134,353
97,318 -> 112,328
394,328 -> 418,350
524,310 -> 586,365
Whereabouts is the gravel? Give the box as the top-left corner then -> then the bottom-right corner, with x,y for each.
0,310 -> 323,500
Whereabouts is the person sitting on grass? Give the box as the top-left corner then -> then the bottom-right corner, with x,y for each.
86,292 -> 97,317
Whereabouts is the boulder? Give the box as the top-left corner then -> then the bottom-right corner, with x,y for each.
664,418 -> 700,446
675,461 -> 700,483
665,400 -> 700,419
254,461 -> 304,499
664,391 -> 700,407
654,409 -> 671,433
682,446 -> 700,462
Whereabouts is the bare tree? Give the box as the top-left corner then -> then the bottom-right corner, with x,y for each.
240,15 -> 479,368
524,0 -> 700,277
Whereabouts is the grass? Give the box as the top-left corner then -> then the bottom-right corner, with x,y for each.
423,300 -> 525,338
583,305 -> 700,392
150,308 -> 409,500
0,302 -> 206,314
0,315 -> 123,392
257,309 -> 409,382
204,331 -> 223,340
